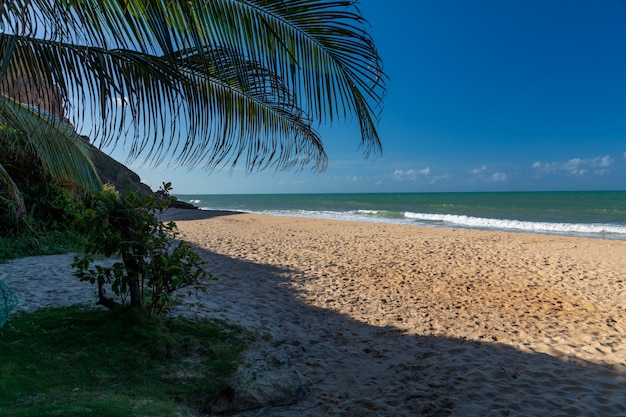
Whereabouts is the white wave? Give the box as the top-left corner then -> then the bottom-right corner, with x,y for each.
403,212 -> 626,236
192,206 -> 626,240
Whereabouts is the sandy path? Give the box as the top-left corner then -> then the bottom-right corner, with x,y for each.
3,210 -> 626,416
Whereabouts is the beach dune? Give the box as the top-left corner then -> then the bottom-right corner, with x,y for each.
4,210 -> 626,416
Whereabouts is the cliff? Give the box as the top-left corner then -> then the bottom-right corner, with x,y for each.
88,142 -> 197,209
87,141 -> 153,197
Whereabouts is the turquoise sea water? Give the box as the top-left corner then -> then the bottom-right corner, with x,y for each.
175,191 -> 626,240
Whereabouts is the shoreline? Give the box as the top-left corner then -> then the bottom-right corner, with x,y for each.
3,211 -> 626,415
162,207 -> 626,241
171,190 -> 626,241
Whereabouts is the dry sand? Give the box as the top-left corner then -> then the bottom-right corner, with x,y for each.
3,209 -> 626,416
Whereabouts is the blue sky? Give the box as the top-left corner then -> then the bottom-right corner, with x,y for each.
111,0 -> 626,194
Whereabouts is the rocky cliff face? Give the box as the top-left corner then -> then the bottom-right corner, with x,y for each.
85,139 -> 153,196
1,68 -> 64,119
2,73 -> 149,197
88,140 -> 197,209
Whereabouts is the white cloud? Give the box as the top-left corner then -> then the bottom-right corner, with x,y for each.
532,155 -> 613,176
341,175 -> 367,183
392,168 -> 430,181
392,169 -> 415,180
428,174 -> 452,184
470,165 -> 487,175
492,172 -> 508,182
598,155 -> 611,167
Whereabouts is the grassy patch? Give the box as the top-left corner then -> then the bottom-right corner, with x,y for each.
0,305 -> 251,416
0,231 -> 87,263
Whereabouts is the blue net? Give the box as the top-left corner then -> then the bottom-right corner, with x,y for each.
0,278 -> 18,328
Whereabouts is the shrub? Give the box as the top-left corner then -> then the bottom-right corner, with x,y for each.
72,183 -> 210,315
0,123 -> 88,237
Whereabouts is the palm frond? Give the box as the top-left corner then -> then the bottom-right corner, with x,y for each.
177,45 -> 328,171
203,0 -> 387,153
0,95 -> 102,191
1,33 -> 327,171
1,0 -> 387,172
0,160 -> 26,215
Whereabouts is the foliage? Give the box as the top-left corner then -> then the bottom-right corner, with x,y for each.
0,123 -> 30,217
0,178 -> 89,261
24,183 -> 86,229
1,0 -> 387,174
0,179 -> 87,238
0,121 -> 95,235
0,108 -> 102,217
0,181 -> 87,262
0,305 -> 251,416
0,231 -> 87,263
72,183 -> 209,315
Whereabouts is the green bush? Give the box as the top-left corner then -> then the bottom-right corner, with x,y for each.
1,123 -> 88,237
0,179 -> 89,261
72,183 -> 210,315
0,231 -> 87,263
23,183 -> 86,231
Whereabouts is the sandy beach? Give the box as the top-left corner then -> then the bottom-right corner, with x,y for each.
3,209 -> 626,416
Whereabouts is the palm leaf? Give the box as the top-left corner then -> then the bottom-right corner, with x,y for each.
0,160 -> 26,215
1,0 -> 387,171
0,95 -> 102,191
1,32 -> 327,172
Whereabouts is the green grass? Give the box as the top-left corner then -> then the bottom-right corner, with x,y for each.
0,230 -> 88,263
0,305 -> 251,416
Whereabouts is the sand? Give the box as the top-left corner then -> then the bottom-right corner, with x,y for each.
2,209 -> 626,416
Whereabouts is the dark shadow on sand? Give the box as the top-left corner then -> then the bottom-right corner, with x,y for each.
182,242 -> 626,417
159,208 -> 243,222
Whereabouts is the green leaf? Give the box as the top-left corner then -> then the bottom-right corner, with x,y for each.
0,95 -> 102,191
1,0 -> 387,173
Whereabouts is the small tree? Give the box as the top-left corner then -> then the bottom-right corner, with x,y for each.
73,183 -> 208,315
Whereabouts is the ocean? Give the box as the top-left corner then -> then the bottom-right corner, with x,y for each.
175,191 -> 626,241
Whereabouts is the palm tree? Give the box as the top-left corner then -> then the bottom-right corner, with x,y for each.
0,0 -> 387,209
